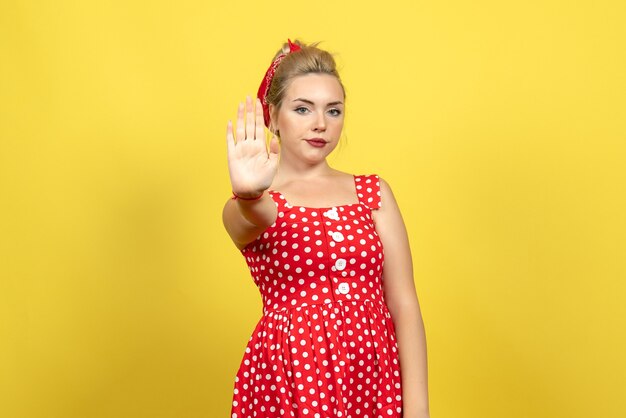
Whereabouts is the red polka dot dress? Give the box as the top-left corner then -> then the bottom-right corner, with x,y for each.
231,174 -> 402,418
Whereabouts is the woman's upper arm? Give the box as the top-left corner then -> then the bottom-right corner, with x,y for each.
373,177 -> 419,312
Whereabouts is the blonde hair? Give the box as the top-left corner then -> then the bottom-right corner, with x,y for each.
266,39 -> 346,131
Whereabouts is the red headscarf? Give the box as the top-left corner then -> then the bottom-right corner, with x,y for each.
256,39 -> 302,128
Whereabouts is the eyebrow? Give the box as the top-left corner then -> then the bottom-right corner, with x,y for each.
292,98 -> 344,106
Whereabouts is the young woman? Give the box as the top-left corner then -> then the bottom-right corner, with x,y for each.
223,39 -> 430,418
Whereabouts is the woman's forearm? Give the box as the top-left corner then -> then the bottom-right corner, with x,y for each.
222,191 -> 278,248
391,300 -> 430,417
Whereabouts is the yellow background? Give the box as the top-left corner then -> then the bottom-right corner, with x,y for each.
1,1 -> 625,417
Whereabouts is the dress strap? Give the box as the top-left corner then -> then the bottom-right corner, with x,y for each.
268,189 -> 290,211
355,174 -> 382,210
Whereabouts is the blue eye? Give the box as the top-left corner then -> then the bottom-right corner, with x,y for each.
295,107 -> 309,114
328,108 -> 342,117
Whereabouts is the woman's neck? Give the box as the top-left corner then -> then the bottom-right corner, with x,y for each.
274,159 -> 336,185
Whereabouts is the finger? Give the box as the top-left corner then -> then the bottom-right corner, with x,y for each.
226,120 -> 235,154
236,102 -> 245,142
255,98 -> 265,143
245,95 -> 255,139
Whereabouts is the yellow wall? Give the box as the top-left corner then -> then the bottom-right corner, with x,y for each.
1,1 -> 625,417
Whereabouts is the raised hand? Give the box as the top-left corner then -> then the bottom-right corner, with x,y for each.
226,96 -> 280,198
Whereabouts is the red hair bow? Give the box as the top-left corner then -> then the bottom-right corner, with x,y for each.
256,39 -> 302,128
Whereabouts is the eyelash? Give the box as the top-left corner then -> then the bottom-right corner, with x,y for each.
294,107 -> 342,117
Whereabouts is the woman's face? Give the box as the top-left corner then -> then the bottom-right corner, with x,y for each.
270,73 -> 345,165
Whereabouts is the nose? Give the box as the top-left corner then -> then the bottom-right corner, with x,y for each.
313,111 -> 327,132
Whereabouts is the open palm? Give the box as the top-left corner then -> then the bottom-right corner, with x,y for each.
226,96 -> 280,197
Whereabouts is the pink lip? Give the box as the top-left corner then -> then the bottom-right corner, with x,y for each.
305,138 -> 327,147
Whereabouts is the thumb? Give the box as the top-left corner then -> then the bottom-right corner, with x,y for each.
268,134 -> 280,158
